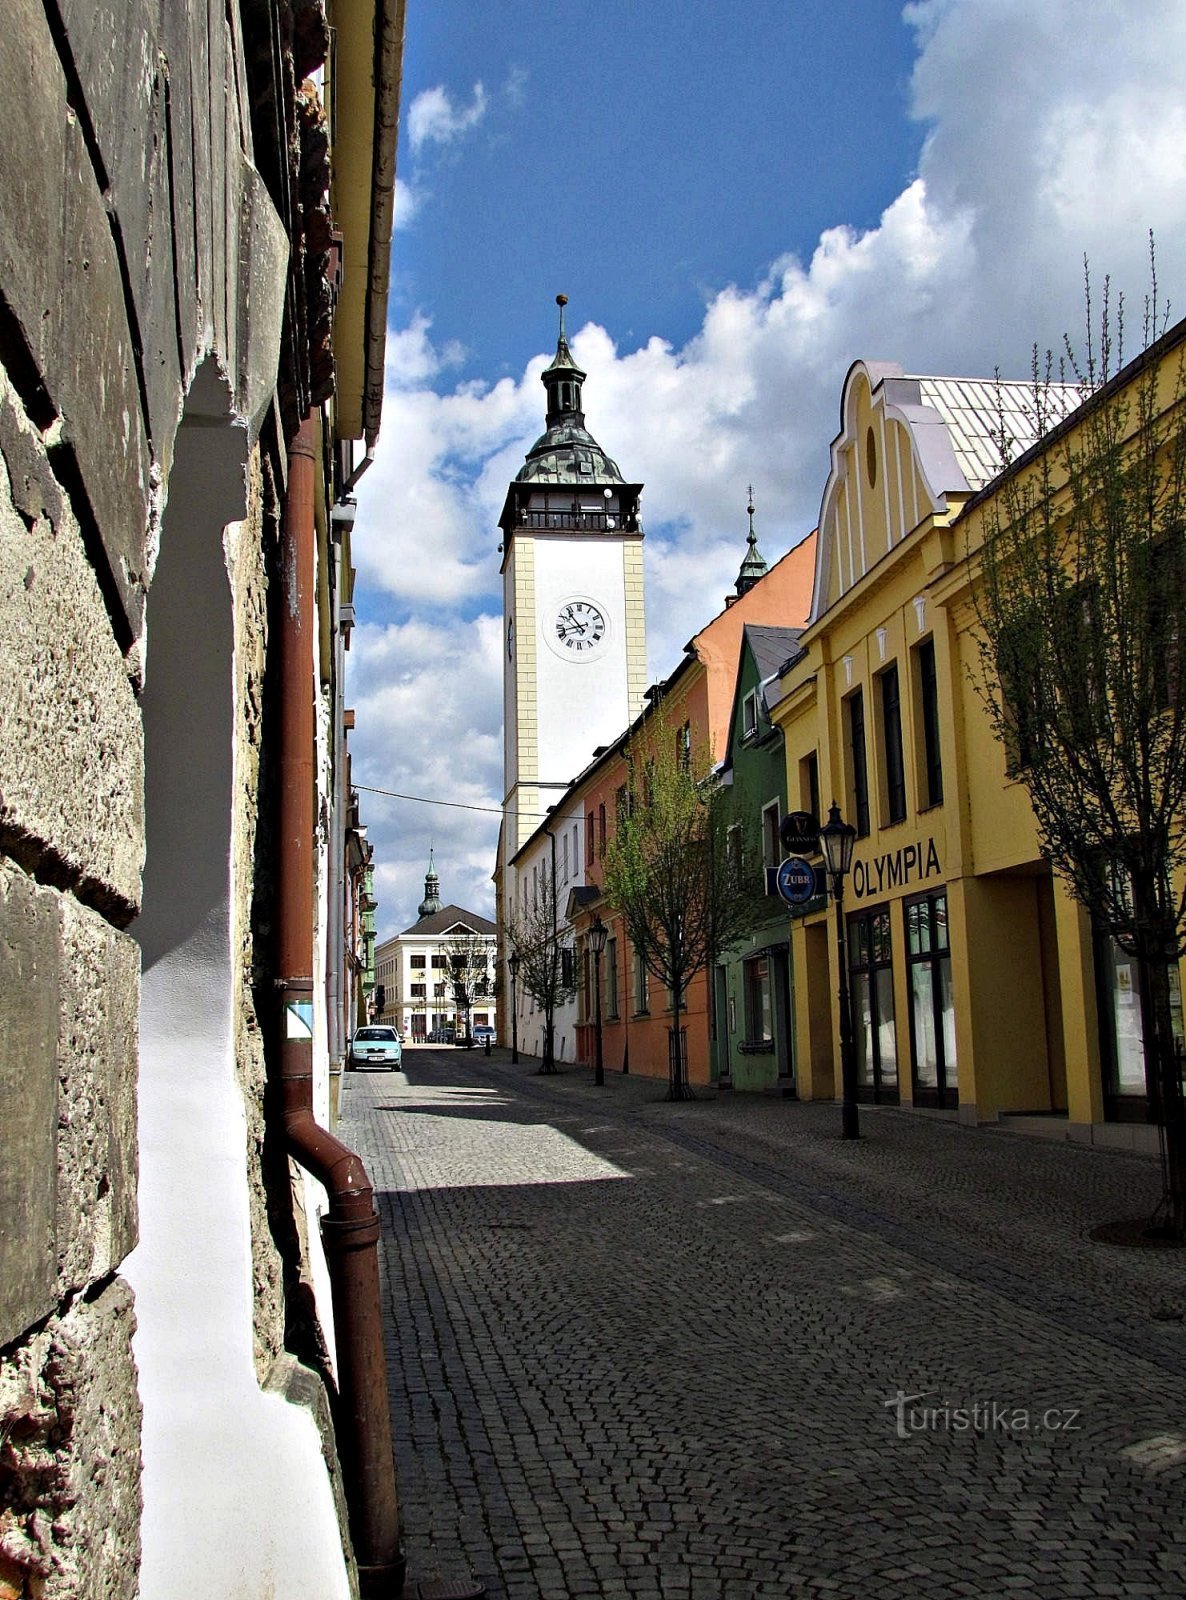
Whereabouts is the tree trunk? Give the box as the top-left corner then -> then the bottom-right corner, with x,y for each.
667,975 -> 694,1102
539,1009 -> 557,1074
1142,947 -> 1186,1237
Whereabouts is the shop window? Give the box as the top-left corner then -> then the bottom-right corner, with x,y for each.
915,638 -> 943,808
879,662 -> 907,824
847,690 -> 870,837
848,905 -> 898,1101
906,891 -> 957,1106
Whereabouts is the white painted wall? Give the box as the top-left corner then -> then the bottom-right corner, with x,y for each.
533,538 -> 632,787
126,367 -> 350,1599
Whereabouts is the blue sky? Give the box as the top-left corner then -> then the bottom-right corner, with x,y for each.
351,0 -> 1186,938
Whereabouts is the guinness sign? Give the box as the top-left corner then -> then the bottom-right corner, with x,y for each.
779,810 -> 820,854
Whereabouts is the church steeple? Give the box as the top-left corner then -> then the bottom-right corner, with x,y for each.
418,849 -> 442,918
734,486 -> 768,597
510,294 -> 626,488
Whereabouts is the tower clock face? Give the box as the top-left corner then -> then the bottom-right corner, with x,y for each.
549,598 -> 608,659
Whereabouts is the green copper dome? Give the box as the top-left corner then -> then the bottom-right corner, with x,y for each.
516,295 -> 624,486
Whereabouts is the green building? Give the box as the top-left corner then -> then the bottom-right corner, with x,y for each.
713,623 -> 803,1092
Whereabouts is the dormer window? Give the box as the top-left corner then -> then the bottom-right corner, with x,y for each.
742,690 -> 759,740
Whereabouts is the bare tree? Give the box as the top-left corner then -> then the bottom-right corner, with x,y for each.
603,712 -> 764,1100
506,862 -> 575,1073
442,928 -> 490,1048
973,251 -> 1186,1233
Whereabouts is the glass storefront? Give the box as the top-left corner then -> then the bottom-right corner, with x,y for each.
906,890 -> 957,1107
848,905 -> 898,1102
1097,932 -> 1185,1118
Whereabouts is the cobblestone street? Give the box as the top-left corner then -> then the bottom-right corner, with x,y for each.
339,1050 -> 1186,1600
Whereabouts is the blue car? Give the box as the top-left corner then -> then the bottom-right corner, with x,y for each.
349,1026 -> 403,1070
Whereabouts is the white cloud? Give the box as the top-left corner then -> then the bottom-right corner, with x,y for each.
393,176 -> 420,231
407,82 -> 489,154
353,0 -> 1186,941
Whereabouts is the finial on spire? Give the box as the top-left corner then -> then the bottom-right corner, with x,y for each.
556,293 -> 568,340
734,483 -> 768,597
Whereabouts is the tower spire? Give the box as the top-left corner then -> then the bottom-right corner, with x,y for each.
418,848 -> 442,918
734,485 -> 768,597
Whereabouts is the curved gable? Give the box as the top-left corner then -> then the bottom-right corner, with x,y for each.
809,360 -> 970,623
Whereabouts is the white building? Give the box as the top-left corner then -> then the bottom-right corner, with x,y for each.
375,855 -> 497,1041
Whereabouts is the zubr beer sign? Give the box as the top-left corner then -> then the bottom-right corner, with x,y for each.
852,837 -> 941,900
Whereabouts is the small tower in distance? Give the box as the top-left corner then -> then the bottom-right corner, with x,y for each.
727,486 -> 769,606
417,848 -> 442,918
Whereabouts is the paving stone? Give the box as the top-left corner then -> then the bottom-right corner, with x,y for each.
344,1049 -> 1186,1599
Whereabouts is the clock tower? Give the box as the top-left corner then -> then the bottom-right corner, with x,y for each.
500,297 -> 647,856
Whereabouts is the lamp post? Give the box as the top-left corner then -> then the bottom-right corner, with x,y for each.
508,950 -> 520,1065
589,915 -> 608,1087
819,801 -> 860,1140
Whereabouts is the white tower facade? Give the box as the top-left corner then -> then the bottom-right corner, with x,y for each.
500,301 -> 647,857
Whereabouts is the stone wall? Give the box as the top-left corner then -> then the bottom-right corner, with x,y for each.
0,3 -> 339,1594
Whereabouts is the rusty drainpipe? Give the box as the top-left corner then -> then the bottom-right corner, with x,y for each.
277,414 -> 404,1597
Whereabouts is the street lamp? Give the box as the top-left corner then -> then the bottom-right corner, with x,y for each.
589,915 -> 608,1087
508,949 -> 520,1065
819,801 -> 860,1140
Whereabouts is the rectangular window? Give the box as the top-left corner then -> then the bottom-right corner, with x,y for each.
847,904 -> 898,1100
633,946 -> 649,1014
431,954 -> 447,969
605,936 -> 619,1018
433,983 -> 445,998
742,690 -> 759,740
561,946 -> 575,988
727,823 -> 743,882
562,832 -> 570,882
800,750 -> 820,824
906,891 -> 957,1106
410,954 -> 426,969
411,983 -> 426,999
677,721 -> 692,769
761,800 -> 781,873
916,639 -> 943,808
598,804 -> 607,859
847,689 -> 870,837
586,812 -> 595,865
743,954 -> 773,1045
880,663 -> 907,824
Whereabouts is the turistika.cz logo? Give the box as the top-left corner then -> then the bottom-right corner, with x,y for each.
884,1389 -> 1082,1440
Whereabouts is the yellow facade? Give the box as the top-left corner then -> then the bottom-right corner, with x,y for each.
769,338 -> 1186,1150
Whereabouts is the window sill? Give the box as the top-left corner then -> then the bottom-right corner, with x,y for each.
632,1009 -> 650,1019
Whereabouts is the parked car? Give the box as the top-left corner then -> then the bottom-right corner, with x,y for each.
472,1025 -> 495,1046
348,1026 -> 403,1070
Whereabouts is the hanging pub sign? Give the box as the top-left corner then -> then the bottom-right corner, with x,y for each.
775,856 -> 820,908
780,810 -> 820,854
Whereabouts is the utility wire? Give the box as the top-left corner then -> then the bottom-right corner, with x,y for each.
354,781 -> 553,822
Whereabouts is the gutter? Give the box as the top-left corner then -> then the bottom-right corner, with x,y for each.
363,0 -> 405,449
277,416 -> 403,1596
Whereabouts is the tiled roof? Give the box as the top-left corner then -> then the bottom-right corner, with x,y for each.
400,903 -> 497,937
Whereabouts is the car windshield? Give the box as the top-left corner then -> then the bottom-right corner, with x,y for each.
355,1028 -> 397,1041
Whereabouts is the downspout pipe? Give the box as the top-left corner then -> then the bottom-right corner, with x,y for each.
277,415 -> 404,1596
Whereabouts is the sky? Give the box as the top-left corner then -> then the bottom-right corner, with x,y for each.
350,0 -> 1186,941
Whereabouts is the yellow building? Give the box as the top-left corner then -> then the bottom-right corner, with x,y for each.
768,329 -> 1186,1152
